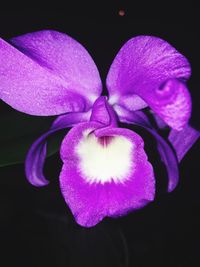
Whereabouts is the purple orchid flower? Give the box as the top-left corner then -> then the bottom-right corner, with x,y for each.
0,30 -> 199,227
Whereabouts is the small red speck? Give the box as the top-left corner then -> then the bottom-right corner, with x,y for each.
118,9 -> 125,16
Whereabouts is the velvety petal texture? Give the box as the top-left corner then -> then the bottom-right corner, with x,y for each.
0,30 -> 102,115
169,125 -> 200,162
60,122 -> 155,227
107,35 -> 191,130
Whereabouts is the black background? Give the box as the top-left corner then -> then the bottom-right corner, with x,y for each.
0,1 -> 200,266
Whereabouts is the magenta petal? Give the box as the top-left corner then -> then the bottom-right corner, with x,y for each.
169,125 -> 200,162
25,111 -> 90,186
152,79 -> 191,130
0,30 -> 102,115
59,122 -> 155,227
107,36 -> 191,130
115,105 -> 179,192
26,142 -> 48,187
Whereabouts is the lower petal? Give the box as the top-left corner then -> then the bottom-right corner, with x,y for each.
169,125 -> 200,161
25,111 -> 90,186
59,122 -> 155,227
115,105 -> 179,192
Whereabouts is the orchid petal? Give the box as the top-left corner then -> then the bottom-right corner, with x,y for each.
107,36 -> 191,130
0,30 -> 102,115
25,111 -> 91,186
115,104 -> 179,192
59,121 -> 155,227
169,125 -> 200,162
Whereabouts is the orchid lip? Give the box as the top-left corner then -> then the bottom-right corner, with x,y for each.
59,121 -> 155,227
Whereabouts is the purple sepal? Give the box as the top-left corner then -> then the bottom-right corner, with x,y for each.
115,104 -> 179,192
0,30 -> 102,115
169,125 -> 200,162
107,36 -> 191,130
25,111 -> 91,186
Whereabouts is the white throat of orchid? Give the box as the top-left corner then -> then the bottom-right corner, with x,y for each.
76,129 -> 134,184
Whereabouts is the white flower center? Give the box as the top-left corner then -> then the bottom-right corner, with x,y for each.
76,130 -> 134,184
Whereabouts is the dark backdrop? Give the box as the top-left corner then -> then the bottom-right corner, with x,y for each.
0,2 -> 200,267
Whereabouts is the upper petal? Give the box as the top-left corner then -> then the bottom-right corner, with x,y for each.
0,30 -> 102,115
106,35 -> 191,130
